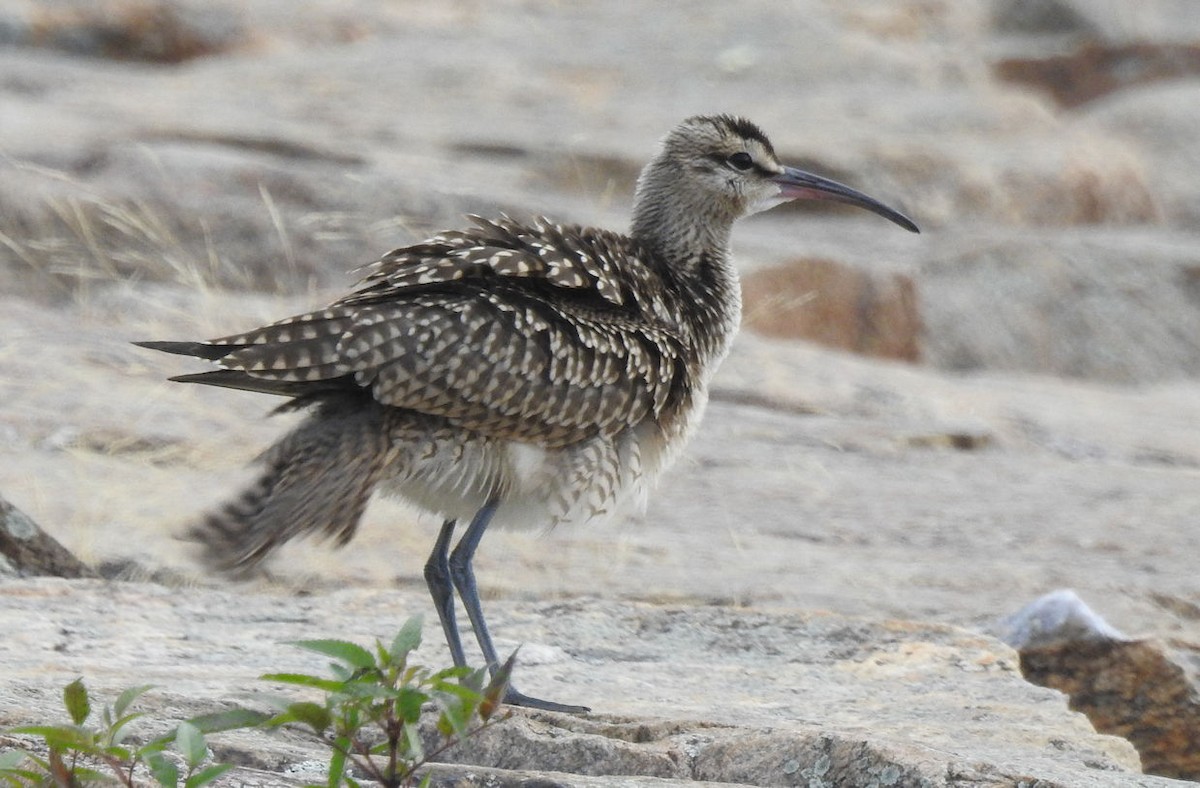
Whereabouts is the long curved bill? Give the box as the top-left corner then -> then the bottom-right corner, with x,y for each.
773,166 -> 919,233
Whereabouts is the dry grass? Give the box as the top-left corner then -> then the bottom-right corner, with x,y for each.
0,151 -> 423,308
0,192 -> 257,304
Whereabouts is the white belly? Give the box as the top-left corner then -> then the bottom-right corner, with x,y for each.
377,415 -> 678,531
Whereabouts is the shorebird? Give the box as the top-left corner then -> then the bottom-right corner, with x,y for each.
138,114 -> 918,713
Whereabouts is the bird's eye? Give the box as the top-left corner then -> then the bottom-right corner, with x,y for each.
727,152 -> 754,171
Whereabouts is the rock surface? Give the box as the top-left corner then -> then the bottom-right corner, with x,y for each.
1003,594 -> 1200,784
0,492 -> 95,579
2,0 -> 1200,784
1000,591 -> 1200,781
0,578 -> 1182,787
1022,637 -> 1200,782
742,259 -> 921,362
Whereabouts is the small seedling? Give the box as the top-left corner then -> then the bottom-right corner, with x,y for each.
0,679 -> 263,787
0,617 -> 509,787
261,616 -> 513,787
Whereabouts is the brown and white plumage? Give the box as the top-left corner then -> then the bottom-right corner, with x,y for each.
138,114 -> 918,712
209,216 -> 690,446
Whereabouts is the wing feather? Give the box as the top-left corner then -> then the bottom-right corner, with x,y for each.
178,217 -> 686,447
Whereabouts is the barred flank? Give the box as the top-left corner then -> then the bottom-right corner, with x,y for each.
185,394 -> 391,573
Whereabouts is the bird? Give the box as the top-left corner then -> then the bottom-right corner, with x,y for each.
136,114 -> 918,713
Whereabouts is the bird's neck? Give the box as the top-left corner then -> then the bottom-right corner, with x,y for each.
630,172 -> 743,371
630,162 -> 739,270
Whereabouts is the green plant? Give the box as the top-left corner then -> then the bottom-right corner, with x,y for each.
0,679 -> 263,787
0,618 -> 509,787
261,616 -> 512,788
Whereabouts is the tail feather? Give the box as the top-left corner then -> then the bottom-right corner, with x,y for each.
186,394 -> 392,574
168,369 -> 355,399
133,340 -> 241,361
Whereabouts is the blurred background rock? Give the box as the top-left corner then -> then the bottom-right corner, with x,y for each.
4,0 -> 1199,380
3,1 -> 1200,782
3,0 -> 1199,639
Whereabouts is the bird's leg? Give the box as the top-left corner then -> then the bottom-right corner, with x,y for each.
448,499 -> 590,714
423,518 -> 468,668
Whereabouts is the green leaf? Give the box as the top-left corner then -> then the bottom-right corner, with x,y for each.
175,721 -> 207,768
429,664 -> 473,682
63,678 -> 91,726
0,748 -> 38,782
338,705 -> 360,734
402,721 -> 424,762
186,707 -> 273,734
11,724 -> 96,752
0,767 -> 45,785
6,724 -> 72,737
14,753 -> 50,770
141,705 -> 265,758
97,743 -> 133,761
184,763 -> 234,788
113,684 -> 155,719
433,682 -> 483,707
395,687 -> 427,724
251,693 -> 309,713
271,702 -> 331,734
338,681 -> 399,701
260,672 -> 347,692
139,734 -> 173,754
0,750 -> 28,770
107,711 -> 146,746
327,740 -> 349,788
435,708 -> 458,739
288,639 -> 377,670
457,666 -> 485,694
328,663 -> 357,683
145,751 -> 180,788
389,617 -> 423,660
480,653 -> 516,721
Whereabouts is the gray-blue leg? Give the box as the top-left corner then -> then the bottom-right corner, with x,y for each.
448,499 -> 590,713
423,518 -> 467,667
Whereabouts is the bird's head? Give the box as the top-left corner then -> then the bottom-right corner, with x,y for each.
633,114 -> 919,241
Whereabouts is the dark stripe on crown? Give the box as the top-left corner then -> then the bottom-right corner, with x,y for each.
701,114 -> 774,156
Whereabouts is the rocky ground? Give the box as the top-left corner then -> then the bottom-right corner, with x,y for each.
1,1 -> 1199,785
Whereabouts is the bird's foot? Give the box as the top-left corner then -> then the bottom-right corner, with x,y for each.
502,685 -> 590,714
